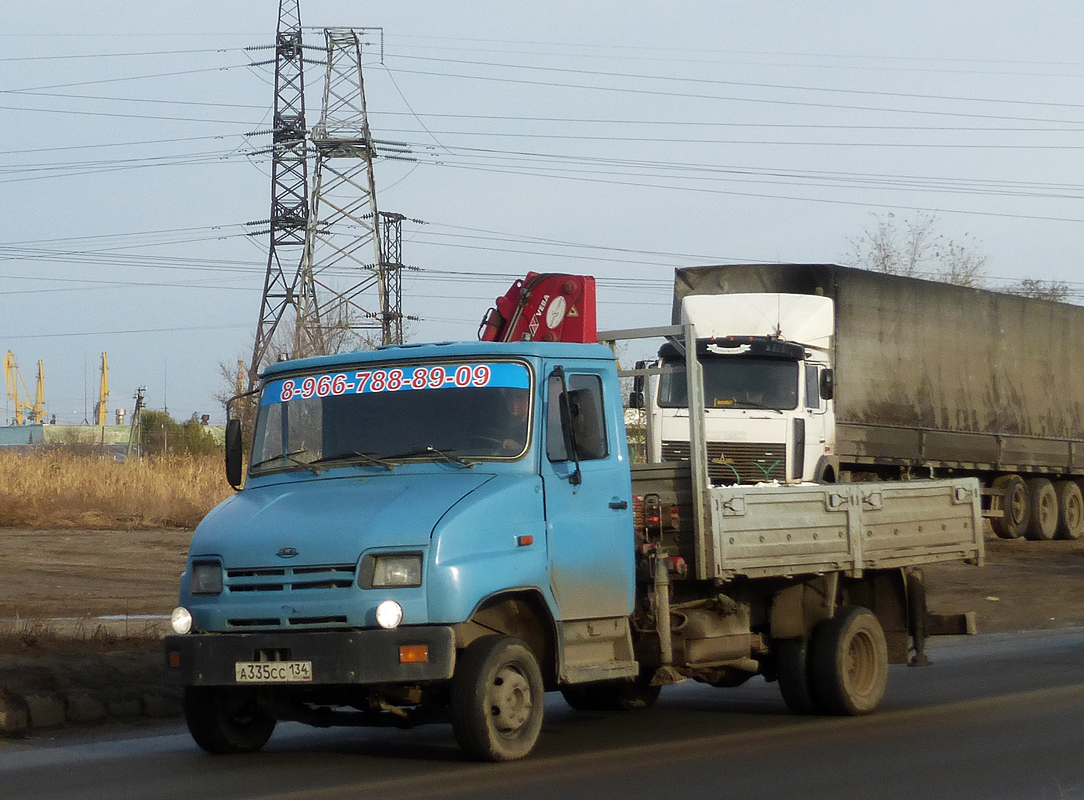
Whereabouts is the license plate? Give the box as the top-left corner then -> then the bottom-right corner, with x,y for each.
234,660 -> 313,683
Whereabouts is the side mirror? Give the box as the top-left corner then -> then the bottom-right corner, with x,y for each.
225,418 -> 244,489
628,362 -> 646,409
820,368 -> 835,401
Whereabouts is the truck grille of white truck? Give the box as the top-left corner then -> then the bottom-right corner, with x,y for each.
661,440 -> 787,485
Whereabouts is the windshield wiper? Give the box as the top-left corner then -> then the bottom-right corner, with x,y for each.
735,400 -> 782,412
381,446 -> 476,469
250,448 -> 322,474
308,450 -> 395,472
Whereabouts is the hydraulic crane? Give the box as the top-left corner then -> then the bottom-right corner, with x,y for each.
93,353 -> 109,426
4,351 -> 45,425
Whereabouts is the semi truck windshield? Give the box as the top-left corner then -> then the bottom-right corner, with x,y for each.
657,356 -> 799,411
251,361 -> 532,472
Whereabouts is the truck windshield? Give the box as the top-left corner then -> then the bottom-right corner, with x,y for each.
657,356 -> 799,411
250,361 -> 532,473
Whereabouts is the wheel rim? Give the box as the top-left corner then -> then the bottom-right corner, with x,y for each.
1067,491 -> 1083,532
843,630 -> 878,697
1009,485 -> 1027,526
488,664 -> 533,734
1039,491 -> 1056,528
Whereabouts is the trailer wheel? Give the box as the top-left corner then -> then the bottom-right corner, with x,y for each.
808,607 -> 888,716
451,635 -> 545,762
560,676 -> 660,712
775,638 -> 821,715
1054,481 -> 1084,540
1025,478 -> 1058,541
183,686 -> 276,754
990,474 -> 1028,539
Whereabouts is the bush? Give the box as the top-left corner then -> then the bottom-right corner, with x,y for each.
138,411 -> 220,457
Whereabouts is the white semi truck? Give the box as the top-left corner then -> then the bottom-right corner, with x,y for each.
645,263 -> 1084,542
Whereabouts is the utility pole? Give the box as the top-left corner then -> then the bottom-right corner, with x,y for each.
246,0 -> 315,388
303,28 -> 411,347
126,386 -> 146,460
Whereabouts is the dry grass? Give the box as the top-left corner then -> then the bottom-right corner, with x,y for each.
0,450 -> 232,529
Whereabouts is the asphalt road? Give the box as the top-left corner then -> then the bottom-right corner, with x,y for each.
2,629 -> 1083,800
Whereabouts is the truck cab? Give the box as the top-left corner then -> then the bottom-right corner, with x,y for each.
166,340 -> 639,761
648,293 -> 838,484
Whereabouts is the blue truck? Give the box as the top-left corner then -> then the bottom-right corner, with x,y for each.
165,322 -> 982,761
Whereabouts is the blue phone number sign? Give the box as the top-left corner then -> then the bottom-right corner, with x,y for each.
262,362 -> 529,405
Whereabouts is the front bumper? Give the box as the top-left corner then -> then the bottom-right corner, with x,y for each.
164,626 -> 455,686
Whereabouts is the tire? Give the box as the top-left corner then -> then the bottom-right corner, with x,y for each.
1025,478 -> 1058,541
1054,480 -> 1084,540
560,676 -> 661,712
183,686 -> 276,754
990,474 -> 1028,539
775,637 -> 820,715
451,635 -> 545,762
808,607 -> 888,716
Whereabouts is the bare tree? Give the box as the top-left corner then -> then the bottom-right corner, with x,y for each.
846,212 -> 944,278
1007,278 -> 1071,302
934,238 -> 987,289
847,212 -> 987,288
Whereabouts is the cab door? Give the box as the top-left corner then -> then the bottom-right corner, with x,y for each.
540,365 -> 635,620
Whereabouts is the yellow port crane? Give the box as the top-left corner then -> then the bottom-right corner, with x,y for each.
4,351 -> 45,426
93,352 -> 109,426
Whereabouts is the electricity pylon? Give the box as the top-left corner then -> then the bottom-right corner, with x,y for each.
246,0 -> 315,388
302,28 -> 409,348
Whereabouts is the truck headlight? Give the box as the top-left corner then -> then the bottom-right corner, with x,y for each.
171,607 -> 193,635
376,600 -> 404,630
369,554 -> 422,588
190,560 -> 223,595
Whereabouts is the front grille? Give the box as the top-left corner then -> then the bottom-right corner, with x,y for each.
225,563 -> 357,593
226,615 -> 350,628
661,440 -> 787,485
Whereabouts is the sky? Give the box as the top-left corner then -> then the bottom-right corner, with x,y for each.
3,2 -> 1084,424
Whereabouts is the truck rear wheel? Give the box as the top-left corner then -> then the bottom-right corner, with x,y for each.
1025,478 -> 1058,541
1054,481 -> 1084,540
990,474 -> 1028,539
183,686 -> 276,754
808,607 -> 888,716
775,637 -> 821,715
451,635 -> 545,762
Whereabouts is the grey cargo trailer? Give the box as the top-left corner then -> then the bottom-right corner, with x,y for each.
670,263 -> 1084,541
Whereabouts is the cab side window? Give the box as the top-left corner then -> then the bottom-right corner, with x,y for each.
805,364 -> 821,410
546,373 -> 609,462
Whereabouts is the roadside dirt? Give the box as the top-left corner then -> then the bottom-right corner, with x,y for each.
0,525 -> 1082,633
0,528 -> 191,621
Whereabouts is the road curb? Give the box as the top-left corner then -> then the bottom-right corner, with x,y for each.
0,649 -> 182,736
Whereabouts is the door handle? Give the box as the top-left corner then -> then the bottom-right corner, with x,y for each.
609,500 -> 628,510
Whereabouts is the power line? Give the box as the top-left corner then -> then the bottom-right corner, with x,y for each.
388,53 -> 1084,113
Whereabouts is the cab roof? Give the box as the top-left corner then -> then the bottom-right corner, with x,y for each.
261,339 -> 615,379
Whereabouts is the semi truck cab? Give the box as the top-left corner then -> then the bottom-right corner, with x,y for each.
648,293 -> 838,484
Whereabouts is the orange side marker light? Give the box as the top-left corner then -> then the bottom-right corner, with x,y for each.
399,645 -> 429,664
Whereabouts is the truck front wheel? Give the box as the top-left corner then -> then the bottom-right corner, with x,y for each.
183,686 -> 276,754
808,607 -> 888,716
451,635 -> 545,762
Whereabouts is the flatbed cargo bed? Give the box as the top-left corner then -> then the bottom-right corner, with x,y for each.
710,478 -> 984,579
